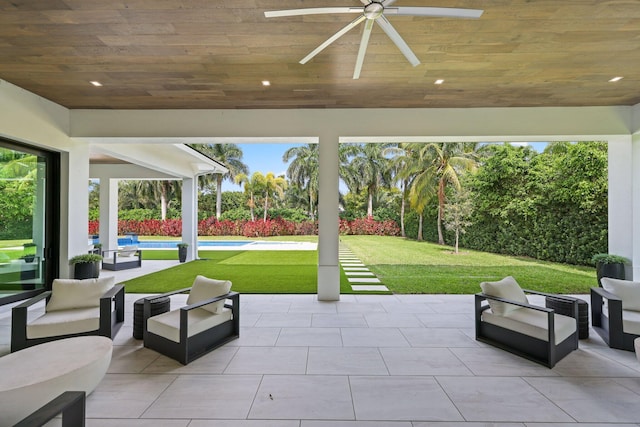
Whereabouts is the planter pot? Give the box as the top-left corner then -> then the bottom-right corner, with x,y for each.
74,262 -> 100,279
596,261 -> 625,286
178,247 -> 188,263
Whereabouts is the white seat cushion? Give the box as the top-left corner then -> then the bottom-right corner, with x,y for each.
480,276 -> 529,315
621,309 -> 640,335
147,307 -> 232,343
186,276 -> 232,314
27,307 -> 100,339
482,307 -> 576,344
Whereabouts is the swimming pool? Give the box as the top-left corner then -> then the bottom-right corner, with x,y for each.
120,240 -> 317,251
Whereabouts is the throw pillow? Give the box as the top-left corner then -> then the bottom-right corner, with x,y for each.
46,276 -> 115,312
601,278 -> 640,311
480,276 -> 529,315
186,275 -> 232,314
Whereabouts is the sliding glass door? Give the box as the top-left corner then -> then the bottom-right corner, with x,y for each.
0,139 -> 59,304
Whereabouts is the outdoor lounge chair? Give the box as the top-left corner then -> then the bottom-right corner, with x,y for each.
101,246 -> 142,271
591,277 -> 640,351
143,275 -> 239,365
11,277 -> 124,352
475,276 -> 579,368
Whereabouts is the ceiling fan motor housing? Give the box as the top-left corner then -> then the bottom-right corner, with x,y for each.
364,2 -> 384,19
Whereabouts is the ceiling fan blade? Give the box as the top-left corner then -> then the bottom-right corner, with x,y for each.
300,15 -> 367,64
265,7 -> 360,18
385,7 -> 483,19
353,19 -> 374,79
376,15 -> 420,66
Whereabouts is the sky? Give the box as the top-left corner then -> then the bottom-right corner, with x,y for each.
222,141 -> 550,192
221,143 -> 301,192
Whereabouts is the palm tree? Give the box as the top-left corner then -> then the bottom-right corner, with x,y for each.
384,143 -> 417,238
194,144 -> 248,219
283,144 -> 319,220
234,172 -> 264,221
412,142 -> 478,244
262,172 -> 287,221
342,143 -> 393,218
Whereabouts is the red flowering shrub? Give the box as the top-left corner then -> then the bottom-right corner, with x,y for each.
339,218 -> 400,236
90,217 -> 397,237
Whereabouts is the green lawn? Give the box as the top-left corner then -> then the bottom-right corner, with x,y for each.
123,235 -> 596,294
341,235 -> 595,294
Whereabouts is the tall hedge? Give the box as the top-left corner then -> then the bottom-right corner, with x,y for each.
461,142 -> 607,265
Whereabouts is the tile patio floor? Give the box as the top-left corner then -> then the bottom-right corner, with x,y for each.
1,262 -> 640,426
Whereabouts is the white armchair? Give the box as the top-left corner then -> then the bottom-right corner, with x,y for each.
11,277 -> 124,352
475,276 -> 579,368
143,275 -> 239,365
592,277 -> 640,351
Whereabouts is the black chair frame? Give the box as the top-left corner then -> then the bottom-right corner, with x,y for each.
101,249 -> 142,271
475,290 -> 579,368
14,391 -> 86,427
11,284 -> 125,352
591,286 -> 640,351
143,289 -> 239,365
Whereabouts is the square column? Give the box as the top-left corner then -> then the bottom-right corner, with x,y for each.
608,136 -> 634,278
181,177 -> 198,261
99,178 -> 119,253
317,133 -> 340,301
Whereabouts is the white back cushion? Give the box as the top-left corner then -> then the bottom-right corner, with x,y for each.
601,278 -> 640,311
480,276 -> 529,316
118,245 -> 138,257
46,277 -> 115,312
186,275 -> 231,314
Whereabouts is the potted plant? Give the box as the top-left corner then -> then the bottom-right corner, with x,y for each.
592,253 -> 629,286
177,243 -> 188,263
22,243 -> 36,262
70,253 -> 103,279
91,242 -> 103,255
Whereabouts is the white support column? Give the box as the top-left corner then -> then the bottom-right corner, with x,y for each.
633,134 -> 640,280
99,178 -> 119,253
182,177 -> 198,261
317,133 -> 340,301
608,136 -> 634,278
60,144 -> 91,279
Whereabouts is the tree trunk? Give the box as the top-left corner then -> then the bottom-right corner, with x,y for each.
367,189 -> 373,218
437,180 -> 445,244
216,175 -> 223,219
454,230 -> 459,254
309,189 -> 315,221
417,213 -> 423,241
160,183 -> 168,221
249,193 -> 255,221
400,181 -> 406,237
263,193 -> 268,222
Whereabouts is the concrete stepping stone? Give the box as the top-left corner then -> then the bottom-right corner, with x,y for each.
345,271 -> 375,276
347,277 -> 381,283
351,285 -> 389,291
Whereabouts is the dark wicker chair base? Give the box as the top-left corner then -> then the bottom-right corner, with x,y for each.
591,287 -> 640,351
475,292 -> 579,368
143,291 -> 239,365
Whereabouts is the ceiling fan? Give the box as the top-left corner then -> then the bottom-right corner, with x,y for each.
264,0 -> 483,79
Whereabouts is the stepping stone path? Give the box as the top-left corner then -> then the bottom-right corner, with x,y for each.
339,246 -> 389,292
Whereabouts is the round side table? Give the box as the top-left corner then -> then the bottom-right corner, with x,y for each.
133,296 -> 171,339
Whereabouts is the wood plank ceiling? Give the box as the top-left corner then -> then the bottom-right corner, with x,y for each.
0,0 -> 638,109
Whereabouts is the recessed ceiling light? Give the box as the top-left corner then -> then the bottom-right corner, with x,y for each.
89,81 -> 102,87
262,80 -> 271,86
434,79 -> 444,85
609,76 -> 623,82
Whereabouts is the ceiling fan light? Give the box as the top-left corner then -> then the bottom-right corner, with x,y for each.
262,80 -> 271,86
434,79 -> 444,85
